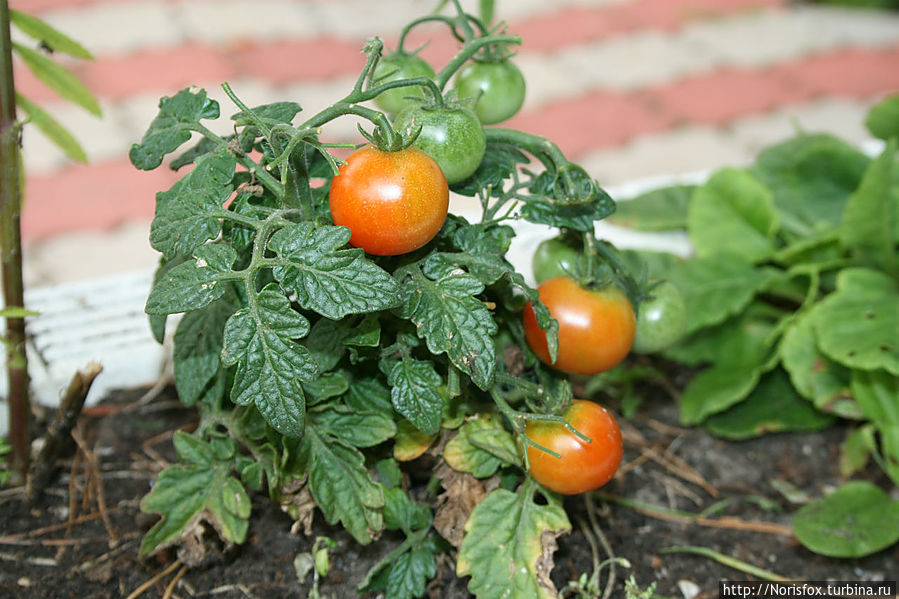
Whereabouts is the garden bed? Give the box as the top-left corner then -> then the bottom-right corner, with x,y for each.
1,380 -> 895,599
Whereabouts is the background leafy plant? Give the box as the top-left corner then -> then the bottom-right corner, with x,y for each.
611,94 -> 899,558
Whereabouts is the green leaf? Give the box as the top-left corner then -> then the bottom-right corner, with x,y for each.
609,185 -> 694,231
384,547 -> 437,599
150,148 -> 236,259
303,371 -> 349,405
383,487 -> 431,533
839,139 -> 897,272
667,254 -> 780,334
387,358 -> 445,435
270,223 -> 400,319
865,94 -> 899,141
10,10 -> 93,58
231,101 -> 302,127
130,88 -> 221,170
779,314 -> 859,419
15,93 -> 87,162
300,427 -> 385,544
444,415 -> 516,478
704,369 -> 835,440
793,481 -> 899,558
519,196 -> 614,233
852,369 -> 899,486
145,245 -> 236,315
345,377 -> 394,416
457,486 -> 570,599
221,284 -> 319,437
399,269 -> 497,389
12,42 -> 100,116
751,133 -> 870,236
139,432 -> 249,556
811,268 -> 899,375
687,168 -> 778,263
680,363 -> 763,426
310,404 -> 397,448
840,425 -> 875,479
173,290 -> 238,407
451,143 -> 528,197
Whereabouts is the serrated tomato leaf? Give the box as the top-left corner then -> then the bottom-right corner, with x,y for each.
140,433 -> 250,556
130,88 -> 221,170
399,269 -> 497,389
457,486 -> 570,599
150,148 -> 236,259
387,358 -> 444,435
146,245 -> 236,315
270,223 -> 400,319
444,415 -> 519,478
221,284 -> 318,437
310,404 -> 397,448
299,427 -> 385,544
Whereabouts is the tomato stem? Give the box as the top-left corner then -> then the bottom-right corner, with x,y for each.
434,34 -> 521,91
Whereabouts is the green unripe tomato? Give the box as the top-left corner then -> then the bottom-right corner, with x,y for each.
394,104 -> 486,185
454,59 -> 526,125
632,281 -> 688,354
532,237 -> 583,284
373,52 -> 436,115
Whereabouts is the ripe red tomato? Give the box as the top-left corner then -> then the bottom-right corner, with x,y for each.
525,400 -> 622,495
329,145 -> 449,256
522,276 -> 636,375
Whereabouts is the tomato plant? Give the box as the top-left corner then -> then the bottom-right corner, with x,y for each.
371,51 -> 436,115
532,236 -> 584,283
632,280 -> 688,354
393,103 -> 486,184
128,3 -> 630,597
523,276 -> 636,375
525,400 -> 622,495
329,145 -> 449,255
454,58 -> 526,124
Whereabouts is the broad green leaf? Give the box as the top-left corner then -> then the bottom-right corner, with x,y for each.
751,133 -> 870,236
383,487 -> 431,533
688,169 -> 778,262
780,314 -> 859,419
399,269 -> 497,389
150,148 -> 236,259
130,88 -> 220,170
12,42 -> 100,116
667,254 -> 780,334
306,318 -> 348,371
345,377 -> 393,416
457,486 -> 570,599
303,371 -> 349,404
840,425 -> 875,479
383,547 -> 437,599
10,10 -> 93,58
852,369 -> 899,486
310,404 -> 396,448
231,101 -> 302,128
221,284 -> 318,437
811,268 -> 899,375
300,427 -> 385,544
145,245 -> 235,315
147,255 -> 187,342
173,290 -> 238,407
139,432 -> 249,556
343,313 -> 381,347
680,363 -> 763,426
16,93 -> 86,162
704,369 -> 834,440
609,185 -> 694,231
620,249 -> 684,283
387,358 -> 444,435
865,94 -> 899,141
793,481 -> 899,558
839,139 -> 897,272
270,223 -> 400,319
444,415 -> 517,478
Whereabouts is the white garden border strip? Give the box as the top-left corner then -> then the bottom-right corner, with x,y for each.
1,138 -> 885,436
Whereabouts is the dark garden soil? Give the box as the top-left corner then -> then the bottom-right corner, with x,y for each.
1,379 -> 896,599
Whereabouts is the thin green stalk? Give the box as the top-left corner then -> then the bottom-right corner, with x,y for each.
659,546 -> 789,582
0,0 -> 29,482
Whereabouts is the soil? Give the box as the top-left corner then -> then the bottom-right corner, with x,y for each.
1,381 -> 896,599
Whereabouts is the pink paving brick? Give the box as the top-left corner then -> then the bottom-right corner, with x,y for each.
774,45 -> 899,100
227,38 -> 368,86
21,159 -> 180,241
648,66 -> 800,126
